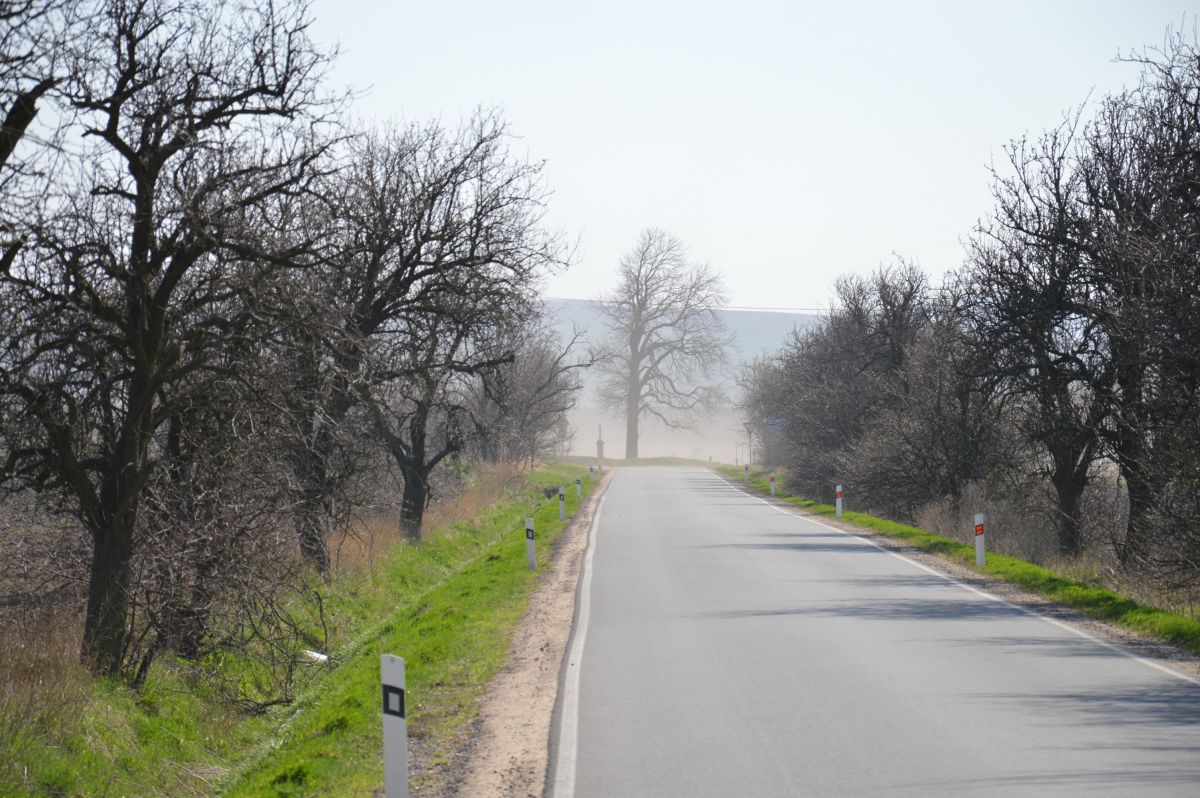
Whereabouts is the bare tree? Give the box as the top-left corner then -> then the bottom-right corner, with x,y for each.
839,304 -> 1013,519
964,118 -> 1111,557
755,263 -> 930,499
1076,45 -> 1200,568
596,228 -> 730,458
285,114 -> 567,557
0,0 -> 71,174
369,302 -> 514,542
1,0 -> 79,275
0,0 -> 335,677
465,318 -> 589,467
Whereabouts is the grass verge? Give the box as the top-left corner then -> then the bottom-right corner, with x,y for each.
222,462 -> 595,796
0,462 -> 595,798
717,465 -> 1200,656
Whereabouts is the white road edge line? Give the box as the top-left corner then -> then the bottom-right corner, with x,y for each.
707,471 -> 1200,687
551,483 -> 609,798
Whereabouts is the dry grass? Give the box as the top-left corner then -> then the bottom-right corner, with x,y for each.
904,476 -> 1200,621
330,464 -> 527,577
0,610 -> 91,784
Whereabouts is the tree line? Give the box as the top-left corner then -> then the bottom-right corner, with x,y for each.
742,33 -> 1200,588
0,0 -> 585,686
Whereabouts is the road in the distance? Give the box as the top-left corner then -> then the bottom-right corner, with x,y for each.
550,467 -> 1200,797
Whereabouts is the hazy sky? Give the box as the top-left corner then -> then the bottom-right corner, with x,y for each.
308,1 -> 1195,311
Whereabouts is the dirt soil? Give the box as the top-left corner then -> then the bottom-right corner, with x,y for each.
420,471 -> 611,798
730,474 -> 1200,683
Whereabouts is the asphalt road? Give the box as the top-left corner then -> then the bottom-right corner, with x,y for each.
549,467 -> 1200,797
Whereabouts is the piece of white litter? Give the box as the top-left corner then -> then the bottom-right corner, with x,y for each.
299,649 -> 329,663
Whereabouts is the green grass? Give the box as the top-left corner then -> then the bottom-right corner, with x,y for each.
717,464 -> 1200,656
1,640 -> 275,798
0,462 -> 596,798
223,461 -> 594,796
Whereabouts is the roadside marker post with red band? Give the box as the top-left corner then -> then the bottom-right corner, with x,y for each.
770,474 -> 776,497
835,484 -> 843,518
974,513 -> 986,567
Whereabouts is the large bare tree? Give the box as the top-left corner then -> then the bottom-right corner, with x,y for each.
597,228 -> 730,459
0,0 -> 335,677
285,114 -> 568,561
963,119 -> 1111,557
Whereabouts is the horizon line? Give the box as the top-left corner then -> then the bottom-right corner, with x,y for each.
541,296 -> 828,314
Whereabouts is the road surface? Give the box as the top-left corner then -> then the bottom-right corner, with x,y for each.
550,467 -> 1200,797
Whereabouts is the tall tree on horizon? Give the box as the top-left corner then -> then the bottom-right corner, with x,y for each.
596,228 -> 730,459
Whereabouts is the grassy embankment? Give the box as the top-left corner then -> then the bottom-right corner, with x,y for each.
718,465 -> 1200,655
1,462 -> 595,797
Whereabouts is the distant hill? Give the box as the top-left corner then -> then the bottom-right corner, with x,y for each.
540,298 -> 823,460
542,298 -> 821,367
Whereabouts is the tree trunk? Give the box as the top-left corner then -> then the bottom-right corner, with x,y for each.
289,340 -> 360,575
1046,437 -> 1094,558
291,385 -> 336,576
81,522 -> 135,676
400,466 -> 428,544
625,379 -> 640,459
1119,448 -> 1154,568
1050,469 -> 1087,558
1113,354 -> 1152,568
82,387 -> 151,676
296,493 -> 331,576
398,400 -> 431,543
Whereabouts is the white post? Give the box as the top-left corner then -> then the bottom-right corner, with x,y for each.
559,487 -> 566,520
381,654 -> 409,798
974,513 -> 986,567
743,464 -> 749,484
576,475 -> 582,497
526,517 -> 536,570
588,465 -> 594,478
770,474 -> 776,497
835,484 -> 843,518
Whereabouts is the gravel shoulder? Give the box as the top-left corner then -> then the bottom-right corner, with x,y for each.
425,471 -> 612,798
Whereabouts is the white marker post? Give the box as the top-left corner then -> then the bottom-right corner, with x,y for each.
770,473 -> 776,497
743,464 -> 750,484
526,517 -> 536,570
576,475 -> 582,497
588,465 -> 594,478
559,487 -> 566,520
381,654 -> 408,798
835,484 -> 844,518
974,513 -> 986,567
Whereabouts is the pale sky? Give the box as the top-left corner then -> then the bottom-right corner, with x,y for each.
308,1 -> 1195,311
